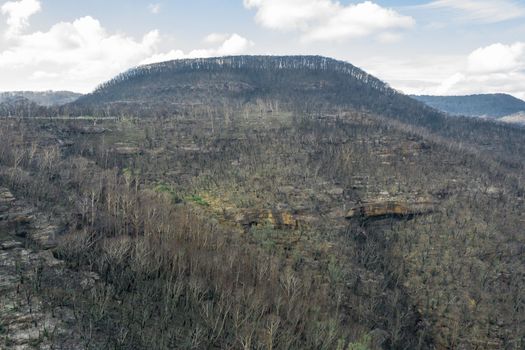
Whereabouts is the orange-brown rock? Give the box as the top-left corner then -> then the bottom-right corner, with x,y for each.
233,209 -> 298,229
345,201 -> 435,219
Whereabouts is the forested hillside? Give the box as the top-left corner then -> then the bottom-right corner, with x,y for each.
73,56 -> 439,123
1,56 -> 524,349
71,56 -> 525,175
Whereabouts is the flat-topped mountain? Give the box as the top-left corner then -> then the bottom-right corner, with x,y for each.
73,55 -> 439,122
79,55 -> 393,104
71,56 -> 525,169
412,93 -> 525,119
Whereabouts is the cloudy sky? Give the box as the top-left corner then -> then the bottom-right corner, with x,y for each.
0,0 -> 524,99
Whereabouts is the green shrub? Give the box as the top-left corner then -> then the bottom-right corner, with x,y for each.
250,225 -> 278,253
347,335 -> 370,350
188,194 -> 209,206
328,255 -> 344,284
154,182 -> 182,204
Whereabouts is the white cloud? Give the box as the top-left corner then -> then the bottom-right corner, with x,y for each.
0,14 -> 161,92
216,33 -> 254,55
140,49 -> 186,64
467,42 -> 525,74
367,43 -> 525,100
360,54 -> 465,94
449,42 -> 525,98
0,1 -> 255,92
435,71 -> 525,100
141,33 -> 254,65
243,0 -> 414,42
30,70 -> 58,80
148,3 -> 161,15
423,0 -> 525,23
204,32 -> 229,44
434,72 -> 466,94
376,32 -> 403,44
244,0 -> 335,31
429,43 -> 525,99
1,0 -> 41,37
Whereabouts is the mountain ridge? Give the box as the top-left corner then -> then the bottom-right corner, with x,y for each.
76,55 -> 400,108
95,55 -> 396,93
0,90 -> 82,106
411,93 -> 525,119
72,55 -> 443,127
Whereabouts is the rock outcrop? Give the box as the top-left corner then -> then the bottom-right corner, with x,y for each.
0,187 -> 60,250
346,200 -> 435,220
0,187 -> 97,349
230,208 -> 298,230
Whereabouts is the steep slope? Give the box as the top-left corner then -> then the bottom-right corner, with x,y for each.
2,106 -> 524,349
0,91 -> 82,106
2,55 -> 525,349
412,93 -> 525,118
72,56 -> 525,172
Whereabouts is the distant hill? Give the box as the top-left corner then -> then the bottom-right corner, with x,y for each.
0,91 -> 82,106
0,96 -> 46,118
411,94 -> 525,119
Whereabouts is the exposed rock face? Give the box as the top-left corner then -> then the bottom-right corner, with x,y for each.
0,187 -> 59,250
0,246 -> 80,349
0,187 -> 94,349
232,208 -> 298,229
345,200 -> 435,220
0,187 -> 15,210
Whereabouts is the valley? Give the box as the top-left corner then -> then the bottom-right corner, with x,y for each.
0,56 -> 524,349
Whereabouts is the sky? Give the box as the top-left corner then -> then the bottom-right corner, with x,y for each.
0,0 -> 524,99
